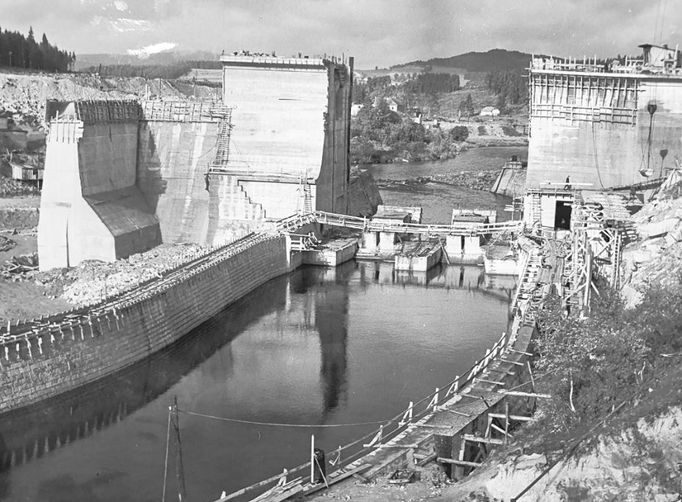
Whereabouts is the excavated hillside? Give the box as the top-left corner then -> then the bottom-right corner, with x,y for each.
0,70 -> 219,128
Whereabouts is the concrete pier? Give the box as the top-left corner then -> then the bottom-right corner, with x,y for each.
394,242 -> 443,272
302,237 -> 358,267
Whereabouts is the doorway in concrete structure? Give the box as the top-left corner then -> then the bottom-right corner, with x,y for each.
461,235 -> 465,252
554,201 -> 572,230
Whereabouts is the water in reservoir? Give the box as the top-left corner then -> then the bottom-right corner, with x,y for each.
0,146 -> 524,502
367,145 -> 528,223
0,262 -> 515,502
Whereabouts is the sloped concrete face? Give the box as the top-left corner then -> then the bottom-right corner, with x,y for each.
38,101 -> 161,271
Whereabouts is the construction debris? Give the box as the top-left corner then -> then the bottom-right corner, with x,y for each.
0,235 -> 15,252
34,242 -> 209,306
1,253 -> 38,281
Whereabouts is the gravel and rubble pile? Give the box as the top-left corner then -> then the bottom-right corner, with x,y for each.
33,242 -> 208,306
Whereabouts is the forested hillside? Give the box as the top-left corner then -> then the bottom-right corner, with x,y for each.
0,26 -> 75,72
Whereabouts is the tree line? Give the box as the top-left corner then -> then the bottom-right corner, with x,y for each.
485,70 -> 527,110
0,26 -> 75,72
353,73 -> 461,104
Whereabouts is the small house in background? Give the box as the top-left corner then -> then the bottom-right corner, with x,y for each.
10,161 -> 43,184
480,106 -> 500,117
351,103 -> 363,117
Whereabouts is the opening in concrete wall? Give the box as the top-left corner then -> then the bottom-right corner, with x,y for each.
554,201 -> 572,230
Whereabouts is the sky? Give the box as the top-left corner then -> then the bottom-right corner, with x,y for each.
0,0 -> 680,68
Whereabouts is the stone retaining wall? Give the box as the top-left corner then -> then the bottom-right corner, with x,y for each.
0,233 -> 291,413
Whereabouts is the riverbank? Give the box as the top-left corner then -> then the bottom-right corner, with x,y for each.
377,169 -> 501,193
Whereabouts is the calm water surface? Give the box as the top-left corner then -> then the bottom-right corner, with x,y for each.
0,146 -> 524,501
0,263 -> 515,502
368,146 -> 528,223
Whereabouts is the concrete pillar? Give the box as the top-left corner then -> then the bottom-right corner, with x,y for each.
446,234 -> 464,256
463,236 -> 482,257
361,231 -> 380,252
378,231 -> 396,252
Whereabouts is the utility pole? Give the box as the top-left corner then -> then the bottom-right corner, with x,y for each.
171,397 -> 187,501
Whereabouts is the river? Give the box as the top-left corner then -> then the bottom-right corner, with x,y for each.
0,146 -> 525,502
367,145 -> 528,223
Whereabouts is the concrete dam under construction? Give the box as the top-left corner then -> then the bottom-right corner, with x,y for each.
2,55 -> 357,413
38,55 -> 352,270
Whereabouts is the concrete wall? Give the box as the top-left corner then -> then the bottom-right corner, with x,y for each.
1,235 -> 292,413
223,64 -> 328,179
316,63 -> 352,213
137,120 -> 218,244
206,174 -> 266,245
38,101 -> 161,270
491,167 -> 527,198
527,73 -> 682,189
238,180 -> 310,219
222,57 -> 351,217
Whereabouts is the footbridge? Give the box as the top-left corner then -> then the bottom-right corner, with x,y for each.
277,211 -> 523,236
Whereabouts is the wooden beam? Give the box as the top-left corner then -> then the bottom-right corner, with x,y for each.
488,412 -> 533,422
500,358 -> 524,366
437,457 -> 482,467
416,452 -> 438,467
462,434 -> 505,445
501,390 -> 551,399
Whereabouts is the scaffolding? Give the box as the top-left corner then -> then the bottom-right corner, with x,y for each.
563,192 -> 631,315
529,72 -> 639,125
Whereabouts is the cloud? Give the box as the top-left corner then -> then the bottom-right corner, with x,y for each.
0,0 -> 679,68
127,41 -> 177,58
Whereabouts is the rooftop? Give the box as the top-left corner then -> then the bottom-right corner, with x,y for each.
220,51 -> 347,68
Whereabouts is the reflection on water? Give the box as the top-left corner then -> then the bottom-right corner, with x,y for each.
0,261 -> 513,502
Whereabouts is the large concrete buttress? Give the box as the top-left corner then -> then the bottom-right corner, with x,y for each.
220,55 -> 351,218
38,101 -> 161,270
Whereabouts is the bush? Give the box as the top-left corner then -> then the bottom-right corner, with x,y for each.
535,289 -> 649,429
449,126 -> 469,142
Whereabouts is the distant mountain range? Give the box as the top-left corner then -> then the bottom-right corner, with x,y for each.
74,48 -> 532,76
393,49 -> 532,73
74,50 -> 220,70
